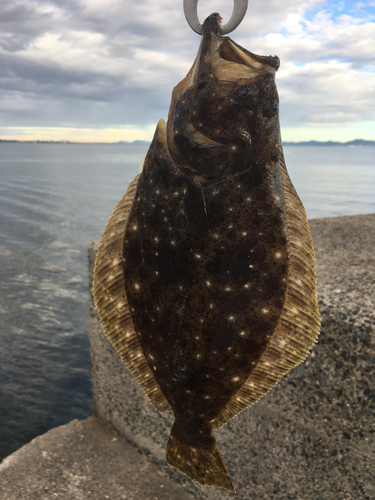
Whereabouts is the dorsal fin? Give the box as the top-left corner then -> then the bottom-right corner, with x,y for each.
93,175 -> 172,413
212,152 -> 320,430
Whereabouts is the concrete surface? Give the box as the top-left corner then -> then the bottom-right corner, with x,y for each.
1,214 -> 374,500
0,416 -> 195,500
87,214 -> 375,500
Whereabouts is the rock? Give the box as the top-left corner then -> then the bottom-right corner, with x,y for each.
0,416 -> 195,500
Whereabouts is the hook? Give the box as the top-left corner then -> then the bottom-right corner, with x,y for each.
183,0 -> 248,35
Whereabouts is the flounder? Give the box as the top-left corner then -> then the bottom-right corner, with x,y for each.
93,13 -> 320,493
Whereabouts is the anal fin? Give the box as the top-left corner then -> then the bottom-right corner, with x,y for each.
93,174 -> 172,413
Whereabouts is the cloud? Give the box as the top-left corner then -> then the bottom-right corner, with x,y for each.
0,0 -> 374,140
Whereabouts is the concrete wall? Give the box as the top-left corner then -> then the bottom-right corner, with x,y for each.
88,214 -> 375,500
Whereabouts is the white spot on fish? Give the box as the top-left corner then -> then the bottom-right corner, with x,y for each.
232,376 -> 240,382
195,254 -> 202,259
275,252 -> 282,259
134,283 -> 140,291
240,331 -> 246,336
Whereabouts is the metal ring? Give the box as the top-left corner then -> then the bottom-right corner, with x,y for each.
183,0 -> 248,35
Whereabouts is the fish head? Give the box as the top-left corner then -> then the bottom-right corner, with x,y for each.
166,13 -> 281,184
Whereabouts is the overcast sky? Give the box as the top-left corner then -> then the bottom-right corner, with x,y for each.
0,0 -> 374,142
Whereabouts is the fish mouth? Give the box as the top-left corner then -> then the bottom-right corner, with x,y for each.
167,13 -> 279,108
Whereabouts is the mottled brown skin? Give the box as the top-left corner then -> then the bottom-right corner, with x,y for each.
123,13 -> 288,475
93,11 -> 320,492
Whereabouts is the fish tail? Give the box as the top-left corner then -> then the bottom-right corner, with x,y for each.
166,421 -> 236,492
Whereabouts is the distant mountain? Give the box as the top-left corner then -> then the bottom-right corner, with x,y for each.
114,140 -> 149,145
283,139 -> 375,147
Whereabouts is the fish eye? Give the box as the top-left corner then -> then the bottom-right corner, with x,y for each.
263,99 -> 279,117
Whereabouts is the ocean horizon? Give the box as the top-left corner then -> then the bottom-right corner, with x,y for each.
1,138 -> 375,147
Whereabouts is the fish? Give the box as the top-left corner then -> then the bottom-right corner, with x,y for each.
93,13 -> 320,493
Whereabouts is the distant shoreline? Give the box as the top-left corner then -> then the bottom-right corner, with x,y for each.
0,139 -> 150,145
0,139 -> 374,147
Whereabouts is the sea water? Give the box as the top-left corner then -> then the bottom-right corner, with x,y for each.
0,142 -> 374,460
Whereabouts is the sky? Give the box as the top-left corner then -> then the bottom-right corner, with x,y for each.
0,0 -> 374,143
